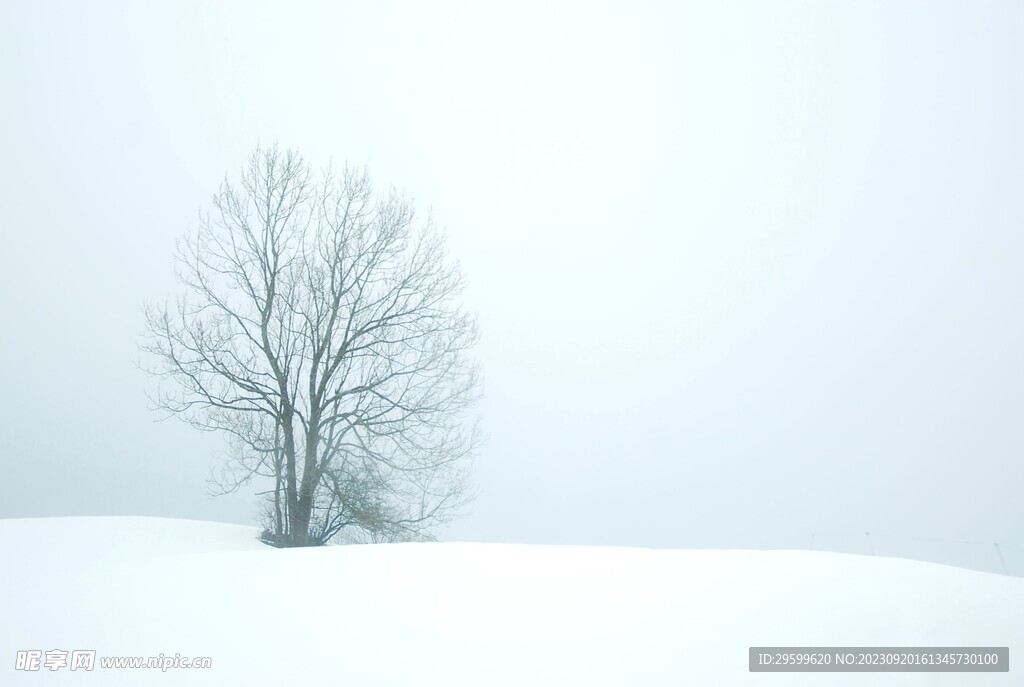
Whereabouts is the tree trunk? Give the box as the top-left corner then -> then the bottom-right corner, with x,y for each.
288,424 -> 321,546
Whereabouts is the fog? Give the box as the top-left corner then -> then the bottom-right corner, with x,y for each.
2,1 -> 1022,571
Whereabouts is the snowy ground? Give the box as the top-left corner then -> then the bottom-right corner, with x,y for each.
1,517 -> 1020,686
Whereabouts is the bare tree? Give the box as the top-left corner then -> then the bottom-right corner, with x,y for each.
143,145 -> 480,546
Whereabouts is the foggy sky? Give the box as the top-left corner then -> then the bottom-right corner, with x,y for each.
2,1 -> 1022,573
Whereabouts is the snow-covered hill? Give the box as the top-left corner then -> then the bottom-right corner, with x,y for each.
1,517 -> 1020,685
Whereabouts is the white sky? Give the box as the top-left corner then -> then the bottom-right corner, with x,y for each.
2,1 -> 1022,570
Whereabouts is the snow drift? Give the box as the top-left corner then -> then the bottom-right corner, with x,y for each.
1,517 -> 1020,685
